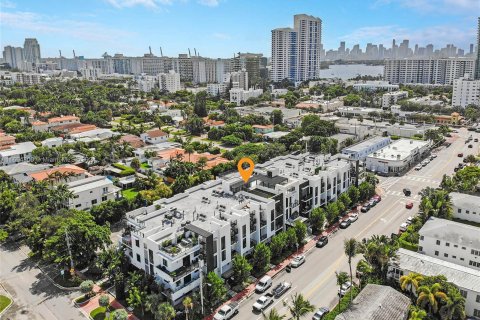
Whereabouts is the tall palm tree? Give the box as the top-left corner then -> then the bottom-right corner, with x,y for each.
183,296 -> 193,320
284,293 -> 315,320
335,271 -> 349,307
355,259 -> 373,290
344,238 -> 358,302
439,291 -> 466,320
262,308 -> 286,320
417,283 -> 448,315
400,273 -> 424,297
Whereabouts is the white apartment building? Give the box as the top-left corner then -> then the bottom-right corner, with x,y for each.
80,68 -> 102,81
230,88 -> 263,106
418,217 -> 480,270
382,91 -> 408,109
271,14 -> 322,83
207,83 -> 227,96
342,136 -> 391,161
23,38 -> 41,64
351,81 -> 399,92
450,192 -> 480,223
452,76 -> 480,108
122,153 -> 353,305
388,248 -> 480,318
227,69 -> 248,90
159,70 -> 181,93
365,139 -> 430,174
3,46 -> 25,70
135,74 -> 158,92
0,142 -> 36,166
67,175 -> 120,210
384,58 -> 476,85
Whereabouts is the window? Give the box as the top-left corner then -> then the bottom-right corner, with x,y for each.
452,256 -> 456,259
436,240 -> 440,245
457,208 -> 461,213
75,204 -> 81,208
418,246 -> 423,252
476,295 -> 480,303
460,258 -> 464,261
459,289 -> 468,298
474,309 -> 480,318
444,253 -> 448,258
91,199 -> 98,205
445,242 -> 450,247
434,251 -> 439,256
221,237 -> 225,250
163,259 -> 167,267
466,210 -> 470,214
222,251 -> 226,261
420,236 -> 424,240
102,196 -> 107,201
462,247 -> 466,250
243,238 -> 247,249
135,239 -> 139,247
454,244 -> 458,248
136,254 -> 140,262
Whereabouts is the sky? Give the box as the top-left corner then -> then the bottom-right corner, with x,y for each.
1,0 -> 479,59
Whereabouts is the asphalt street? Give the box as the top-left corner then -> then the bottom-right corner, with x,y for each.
235,127 -> 478,320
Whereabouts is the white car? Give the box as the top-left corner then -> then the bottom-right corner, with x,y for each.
406,216 -> 414,225
338,281 -> 352,296
415,164 -> 423,170
290,255 -> 306,268
348,213 -> 358,223
399,223 -> 408,232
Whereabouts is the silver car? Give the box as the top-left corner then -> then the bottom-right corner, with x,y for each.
290,255 -> 306,268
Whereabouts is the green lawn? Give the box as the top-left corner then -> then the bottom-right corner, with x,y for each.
90,306 -> 115,320
140,162 -> 151,169
0,295 -> 12,313
122,188 -> 139,200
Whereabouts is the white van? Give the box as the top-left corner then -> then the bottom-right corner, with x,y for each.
255,275 -> 272,293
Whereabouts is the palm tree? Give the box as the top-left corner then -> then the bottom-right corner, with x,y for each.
439,291 -> 466,320
183,296 -> 193,320
335,271 -> 349,306
409,307 -> 427,320
344,238 -> 358,302
417,283 -> 448,315
400,273 -> 424,297
184,144 -> 195,163
284,293 -> 315,320
355,259 -> 373,290
262,308 -> 286,320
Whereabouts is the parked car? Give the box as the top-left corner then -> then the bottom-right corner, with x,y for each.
406,202 -> 414,209
338,281 -> 352,296
349,213 -> 359,223
255,276 -> 272,293
214,302 -> 239,320
372,195 -> 381,202
421,160 -> 429,167
468,144 -> 473,148
252,293 -> 274,312
290,255 -> 306,268
368,199 -> 376,207
475,138 -> 479,142
406,216 -> 414,225
312,307 -> 330,320
339,220 -> 351,229
403,188 -> 411,196
360,203 -> 370,213
316,236 -> 328,248
458,153 -> 464,157
399,223 -> 408,232
415,164 -> 423,170
272,281 -> 291,298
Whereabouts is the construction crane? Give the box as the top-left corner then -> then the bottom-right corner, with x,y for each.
59,50 -> 62,58
188,48 -> 191,57
160,47 -> 163,57
73,50 -> 76,58
194,48 -> 197,56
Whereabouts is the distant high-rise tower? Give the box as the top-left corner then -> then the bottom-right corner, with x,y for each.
475,17 -> 480,80
271,14 -> 322,83
470,43 -> 474,55
23,38 -> 41,64
2,46 -> 24,70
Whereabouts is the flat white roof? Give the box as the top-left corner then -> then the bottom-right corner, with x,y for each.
419,217 -> 480,249
367,139 -> 429,161
343,136 -> 390,153
0,141 -> 36,157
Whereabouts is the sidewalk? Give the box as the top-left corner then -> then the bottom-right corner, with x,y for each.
77,284 -> 139,320
203,204 -> 362,320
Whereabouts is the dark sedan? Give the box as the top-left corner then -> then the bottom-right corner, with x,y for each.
316,236 -> 328,248
339,220 -> 351,229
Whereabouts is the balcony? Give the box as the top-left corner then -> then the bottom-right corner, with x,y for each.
158,237 -> 199,259
119,235 -> 132,248
156,261 -> 199,282
164,276 -> 201,304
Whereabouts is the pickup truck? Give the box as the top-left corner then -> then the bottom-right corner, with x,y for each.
272,281 -> 291,298
213,302 -> 239,320
252,293 -> 274,312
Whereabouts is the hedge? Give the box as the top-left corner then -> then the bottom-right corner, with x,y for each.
112,163 -> 135,176
323,286 -> 360,320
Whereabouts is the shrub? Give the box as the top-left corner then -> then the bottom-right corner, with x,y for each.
323,287 -> 359,320
80,280 -> 94,296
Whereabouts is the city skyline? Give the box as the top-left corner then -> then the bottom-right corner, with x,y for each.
1,0 -> 478,58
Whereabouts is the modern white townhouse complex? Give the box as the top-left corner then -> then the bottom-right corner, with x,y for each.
384,57 -> 476,85
0,141 -> 36,166
122,153 -> 354,305
388,248 -> 480,318
341,136 -> 391,161
450,192 -> 480,224
452,76 -> 480,108
365,139 -> 430,174
382,91 -> 408,109
418,217 -> 480,270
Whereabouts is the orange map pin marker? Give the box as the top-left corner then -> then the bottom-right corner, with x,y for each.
238,157 -> 254,183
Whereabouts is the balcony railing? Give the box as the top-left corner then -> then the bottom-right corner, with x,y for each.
156,261 -> 199,281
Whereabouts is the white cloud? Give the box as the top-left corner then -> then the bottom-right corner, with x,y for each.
105,0 -> 161,8
372,0 -> 479,14
0,0 -> 16,9
340,24 -> 476,48
0,11 -> 134,43
198,0 -> 219,7
212,32 -> 230,40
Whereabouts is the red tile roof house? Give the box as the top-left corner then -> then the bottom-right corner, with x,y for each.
203,117 -> 226,128
140,129 -> 169,144
0,134 -> 16,150
32,115 -> 81,132
119,135 -> 145,149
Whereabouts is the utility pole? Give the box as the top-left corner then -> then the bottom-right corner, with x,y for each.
65,227 -> 74,271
